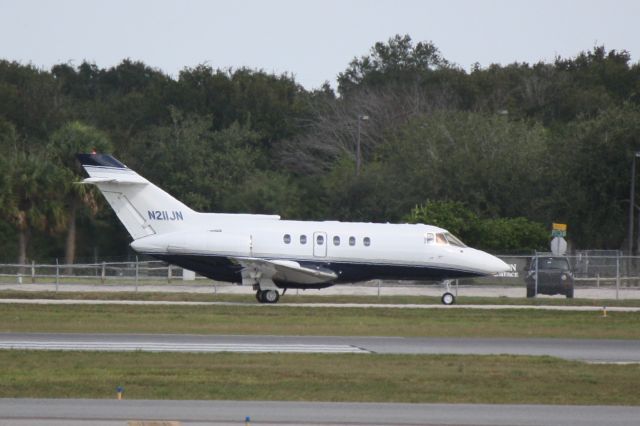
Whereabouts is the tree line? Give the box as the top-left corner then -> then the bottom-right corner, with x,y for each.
1,34 -> 640,263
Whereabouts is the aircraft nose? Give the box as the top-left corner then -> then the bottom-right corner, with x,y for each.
484,253 -> 511,275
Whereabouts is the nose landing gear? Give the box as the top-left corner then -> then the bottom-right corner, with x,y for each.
441,292 -> 455,305
441,280 -> 456,305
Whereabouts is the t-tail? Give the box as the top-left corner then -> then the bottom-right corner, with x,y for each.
76,153 -> 194,239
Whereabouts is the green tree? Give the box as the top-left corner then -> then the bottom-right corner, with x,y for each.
549,105 -> 640,249
48,121 -> 112,266
0,143 -> 66,264
128,109 -> 264,213
379,111 -> 549,219
405,201 -> 479,238
474,217 -> 548,252
406,201 -> 547,252
337,34 -> 451,95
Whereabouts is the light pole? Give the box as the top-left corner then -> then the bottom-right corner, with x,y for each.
628,152 -> 640,254
356,114 -> 369,176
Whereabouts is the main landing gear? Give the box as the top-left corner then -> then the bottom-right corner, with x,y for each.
441,280 -> 456,305
256,289 -> 280,304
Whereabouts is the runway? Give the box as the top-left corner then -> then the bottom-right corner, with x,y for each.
1,398 -> 640,425
1,333 -> 639,362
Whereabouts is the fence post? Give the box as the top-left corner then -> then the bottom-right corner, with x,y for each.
31,260 -> 35,284
616,253 -> 620,301
101,262 -> 106,284
168,264 -> 172,284
55,258 -> 59,292
135,256 -> 139,293
534,252 -> 539,296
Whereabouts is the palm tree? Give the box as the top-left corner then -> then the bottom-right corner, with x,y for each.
2,146 -> 66,266
48,122 -> 112,267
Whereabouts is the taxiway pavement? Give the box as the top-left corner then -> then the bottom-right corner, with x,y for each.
1,399 -> 639,425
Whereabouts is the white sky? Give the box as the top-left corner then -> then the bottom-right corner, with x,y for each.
0,0 -> 638,90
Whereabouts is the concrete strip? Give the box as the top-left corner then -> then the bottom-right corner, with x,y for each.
0,340 -> 368,354
2,282 -> 640,299
0,298 -> 639,311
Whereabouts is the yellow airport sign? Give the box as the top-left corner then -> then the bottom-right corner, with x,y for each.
552,223 -> 567,232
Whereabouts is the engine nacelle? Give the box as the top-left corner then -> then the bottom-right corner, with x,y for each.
130,230 -> 251,256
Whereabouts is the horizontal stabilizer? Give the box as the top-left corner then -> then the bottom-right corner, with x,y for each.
80,177 -> 148,185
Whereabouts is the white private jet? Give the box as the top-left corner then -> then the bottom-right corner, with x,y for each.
77,153 -> 510,304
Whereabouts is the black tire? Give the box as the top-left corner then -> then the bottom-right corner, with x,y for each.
566,288 -> 574,299
441,292 -> 455,305
263,289 -> 280,304
526,287 -> 535,298
255,290 -> 262,302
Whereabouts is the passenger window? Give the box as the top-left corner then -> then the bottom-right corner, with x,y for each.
283,234 -> 291,244
363,237 -> 371,247
316,235 -> 324,245
300,235 -> 307,244
333,236 -> 340,246
349,236 -> 356,246
425,233 -> 435,244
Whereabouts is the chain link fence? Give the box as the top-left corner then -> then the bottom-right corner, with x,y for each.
1,253 -> 639,299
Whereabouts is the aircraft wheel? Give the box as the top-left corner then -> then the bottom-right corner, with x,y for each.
263,289 -> 280,304
441,292 -> 455,305
255,290 -> 263,302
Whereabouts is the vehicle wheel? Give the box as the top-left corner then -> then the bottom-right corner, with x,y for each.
263,289 -> 280,304
526,287 -> 535,298
441,292 -> 455,305
255,290 -> 263,302
566,288 -> 574,299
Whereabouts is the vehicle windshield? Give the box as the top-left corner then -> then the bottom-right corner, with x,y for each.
534,257 -> 570,271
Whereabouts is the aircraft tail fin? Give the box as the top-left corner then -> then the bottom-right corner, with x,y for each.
76,153 -> 194,239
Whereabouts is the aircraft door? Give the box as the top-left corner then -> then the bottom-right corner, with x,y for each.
313,232 -> 327,257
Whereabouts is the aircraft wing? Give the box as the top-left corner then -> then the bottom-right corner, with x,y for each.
233,257 -> 337,285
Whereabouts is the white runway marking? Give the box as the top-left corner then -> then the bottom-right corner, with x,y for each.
0,340 -> 369,354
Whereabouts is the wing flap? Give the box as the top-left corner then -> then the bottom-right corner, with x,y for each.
234,257 -> 337,285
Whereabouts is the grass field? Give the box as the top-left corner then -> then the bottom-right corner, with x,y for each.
1,350 -> 638,405
1,303 -> 638,338
2,292 -> 639,405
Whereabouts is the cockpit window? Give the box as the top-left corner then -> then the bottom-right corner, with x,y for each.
433,232 -> 466,247
425,233 -> 435,244
444,232 -> 466,247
